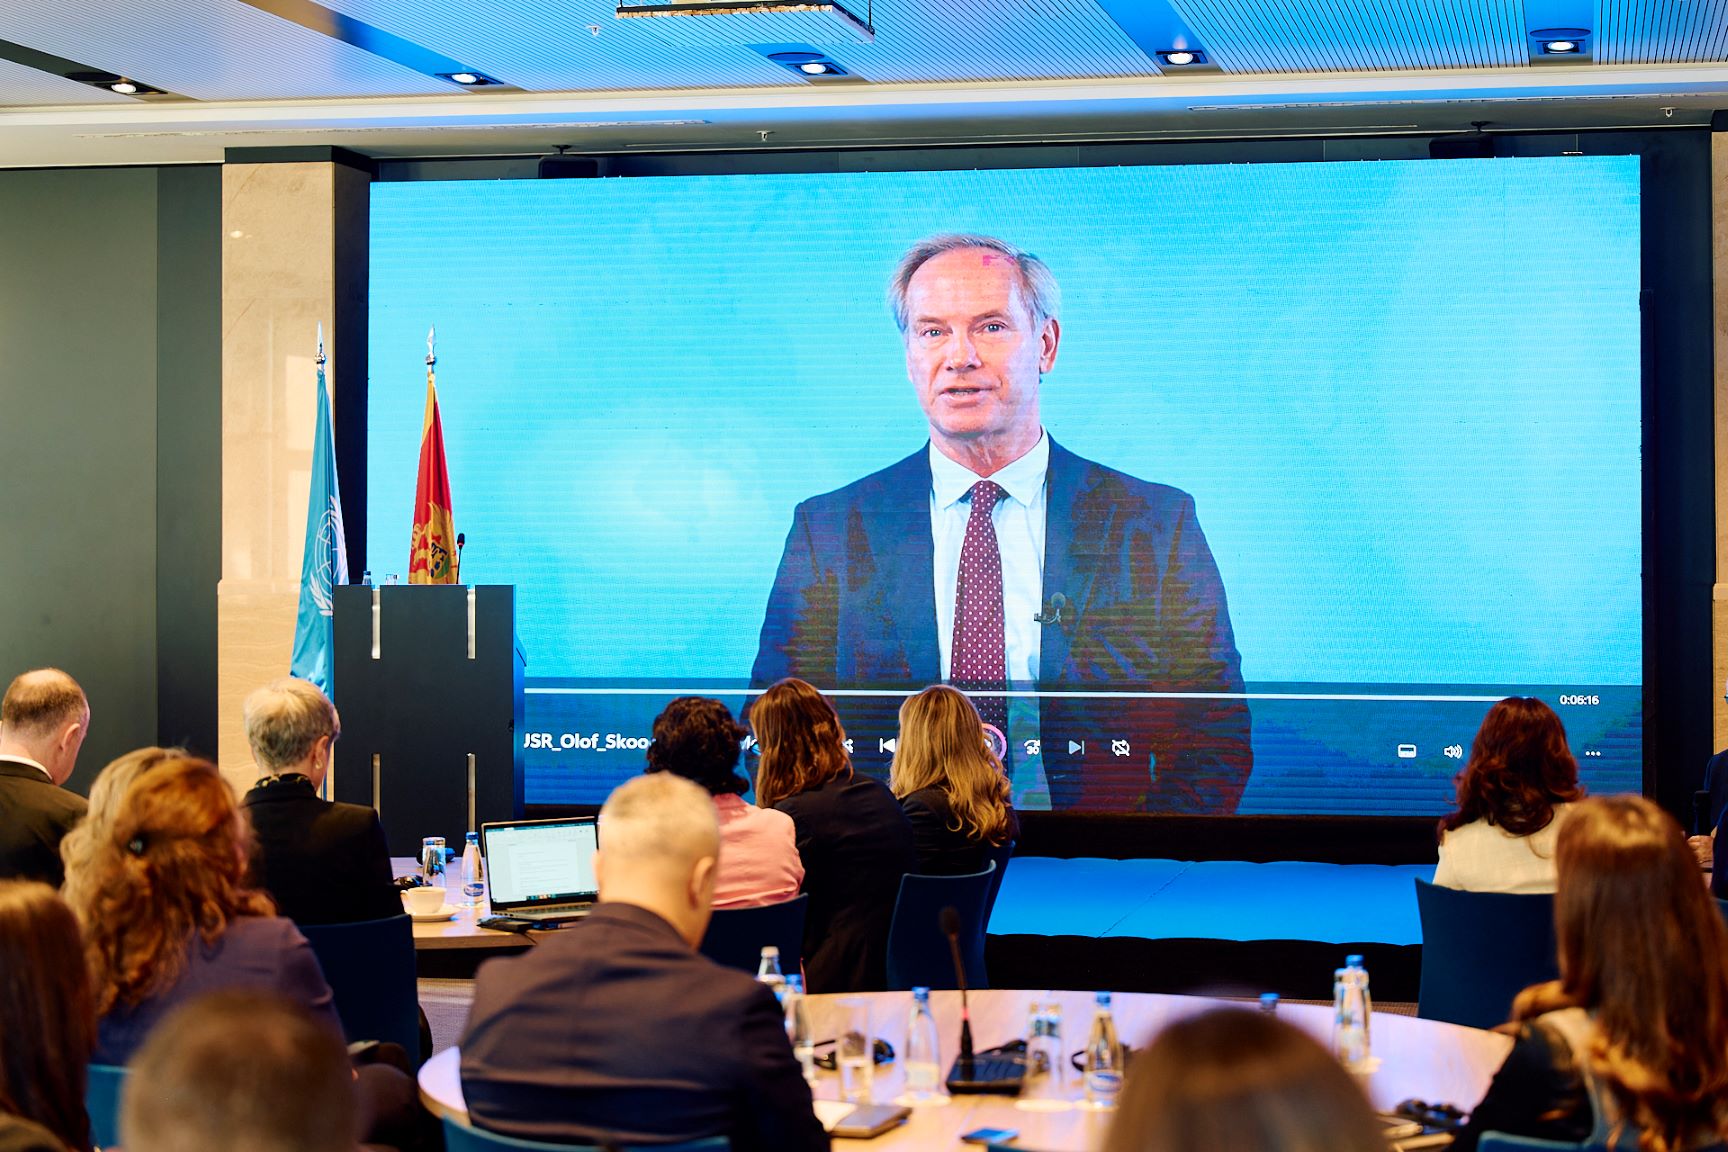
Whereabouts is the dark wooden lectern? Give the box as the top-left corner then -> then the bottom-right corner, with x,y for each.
331,584 -> 524,856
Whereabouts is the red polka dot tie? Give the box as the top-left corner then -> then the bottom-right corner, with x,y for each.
952,480 -> 1007,734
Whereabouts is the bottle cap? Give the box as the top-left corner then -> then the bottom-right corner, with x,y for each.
761,946 -> 779,958
1346,954 -> 1364,968
912,985 -> 930,999
785,974 -> 803,992
1096,990 -> 1112,1006
1259,992 -> 1279,1010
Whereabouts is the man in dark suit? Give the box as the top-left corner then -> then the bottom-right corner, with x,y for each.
754,234 -> 1251,813
240,678 -> 399,925
0,668 -> 89,886
460,774 -> 828,1151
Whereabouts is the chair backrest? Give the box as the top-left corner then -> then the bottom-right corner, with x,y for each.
1478,1134 -> 1603,1151
86,1063 -> 127,1150
1717,898 -> 1728,928
981,840 -> 1014,929
1415,878 -> 1558,1030
699,894 -> 807,975
442,1117 -> 728,1151
298,914 -> 421,1060
885,862 -> 996,991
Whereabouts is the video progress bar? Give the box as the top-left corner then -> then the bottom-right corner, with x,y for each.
525,688 -> 1507,703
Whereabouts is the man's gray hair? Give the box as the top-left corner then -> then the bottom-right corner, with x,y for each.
244,678 -> 338,775
599,773 -> 719,865
888,234 -> 1061,333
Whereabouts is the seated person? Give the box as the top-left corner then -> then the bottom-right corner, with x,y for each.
241,678 -> 399,926
750,678 -> 915,993
645,696 -> 803,909
459,774 -> 827,1152
121,990 -> 362,1152
0,881 -> 94,1152
1451,795 -> 1728,1152
60,750 -> 340,1064
889,685 -> 1019,876
1433,697 -> 1583,893
0,669 -> 90,888
1103,1007 -> 1387,1152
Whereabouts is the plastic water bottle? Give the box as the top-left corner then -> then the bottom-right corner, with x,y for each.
1082,991 -> 1123,1109
756,946 -> 786,1002
904,987 -> 943,1102
783,975 -> 816,1084
1332,954 -> 1372,1071
360,569 -> 372,587
1260,992 -> 1280,1014
460,832 -> 485,907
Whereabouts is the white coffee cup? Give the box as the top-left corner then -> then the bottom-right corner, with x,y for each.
404,885 -> 447,915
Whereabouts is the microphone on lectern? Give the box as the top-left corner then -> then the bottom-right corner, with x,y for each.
940,905 -> 974,1069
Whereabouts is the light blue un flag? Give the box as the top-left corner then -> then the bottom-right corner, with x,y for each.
290,341 -> 348,694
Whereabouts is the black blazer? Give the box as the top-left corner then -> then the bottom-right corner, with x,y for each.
240,775 -> 400,926
901,786 -> 1019,878
0,758 -> 86,888
460,902 -> 828,1152
776,774 -> 916,993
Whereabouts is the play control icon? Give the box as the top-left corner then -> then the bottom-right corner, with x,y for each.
878,737 -> 897,754
1068,740 -> 1085,755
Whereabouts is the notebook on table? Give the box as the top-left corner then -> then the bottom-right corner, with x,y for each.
479,817 -> 599,924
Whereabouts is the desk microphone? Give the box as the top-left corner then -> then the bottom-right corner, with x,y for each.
1033,592 -> 1067,626
940,905 -> 974,1070
455,533 -> 466,582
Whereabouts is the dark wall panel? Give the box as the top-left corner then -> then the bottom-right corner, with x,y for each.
0,168 -> 161,793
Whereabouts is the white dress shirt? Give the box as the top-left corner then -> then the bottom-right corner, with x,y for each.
930,433 -> 1048,683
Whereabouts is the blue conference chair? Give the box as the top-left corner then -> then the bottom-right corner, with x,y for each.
1478,1135 -> 1606,1152
442,1117 -> 728,1151
86,1063 -> 127,1150
885,862 -> 996,991
699,894 -> 807,975
1415,878 -> 1558,1030
299,914 -> 422,1062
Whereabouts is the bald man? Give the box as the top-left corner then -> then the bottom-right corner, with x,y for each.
0,669 -> 89,886
459,774 -> 829,1151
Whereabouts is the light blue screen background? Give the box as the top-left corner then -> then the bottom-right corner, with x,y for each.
370,158 -> 1641,686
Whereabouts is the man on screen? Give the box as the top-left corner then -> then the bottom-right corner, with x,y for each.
752,234 -> 1251,813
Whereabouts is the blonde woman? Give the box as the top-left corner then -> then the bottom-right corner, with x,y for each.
891,685 -> 1019,876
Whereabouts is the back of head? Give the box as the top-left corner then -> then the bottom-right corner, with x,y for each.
1440,696 -> 1581,839
891,685 -> 1014,843
0,881 -> 93,1152
0,668 -> 88,781
122,989 -> 358,1152
749,678 -> 851,809
243,678 -> 338,775
61,754 -> 273,1015
600,773 -> 721,877
645,696 -> 748,797
1103,1008 -> 1385,1152
1540,795 -> 1728,1149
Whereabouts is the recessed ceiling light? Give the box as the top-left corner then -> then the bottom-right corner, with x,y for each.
762,49 -> 851,78
67,73 -> 165,96
110,80 -> 138,94
1158,49 -> 1207,66
1543,39 -> 1578,53
798,61 -> 831,74
436,70 -> 501,86
1529,28 -> 1589,55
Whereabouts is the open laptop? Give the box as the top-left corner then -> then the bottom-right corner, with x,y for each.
479,816 -> 599,923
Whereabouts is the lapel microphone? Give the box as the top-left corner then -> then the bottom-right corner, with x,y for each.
1033,592 -> 1067,626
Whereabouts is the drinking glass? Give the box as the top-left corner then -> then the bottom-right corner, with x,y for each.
836,997 -> 874,1103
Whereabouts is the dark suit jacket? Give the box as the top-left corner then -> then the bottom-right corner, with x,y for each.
901,786 -> 1019,878
0,1115 -> 65,1152
241,775 -> 400,926
0,758 -> 86,888
776,775 -> 916,994
459,903 -> 828,1152
752,437 -> 1252,812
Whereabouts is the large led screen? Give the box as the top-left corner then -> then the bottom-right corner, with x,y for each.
368,156 -> 1643,814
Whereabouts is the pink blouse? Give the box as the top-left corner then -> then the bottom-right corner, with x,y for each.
712,793 -> 805,909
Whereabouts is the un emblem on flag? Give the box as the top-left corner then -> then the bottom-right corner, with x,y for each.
311,497 -> 346,614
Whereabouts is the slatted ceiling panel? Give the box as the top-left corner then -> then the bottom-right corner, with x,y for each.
1596,0 -> 1728,64
0,0 -> 452,101
1169,0 -> 1529,74
0,58 -> 135,107
325,0 -> 1157,89
838,0 -> 1159,83
324,0 -> 798,91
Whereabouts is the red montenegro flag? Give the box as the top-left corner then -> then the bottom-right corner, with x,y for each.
409,336 -> 457,585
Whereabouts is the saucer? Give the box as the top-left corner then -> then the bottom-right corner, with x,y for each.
409,905 -> 458,922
